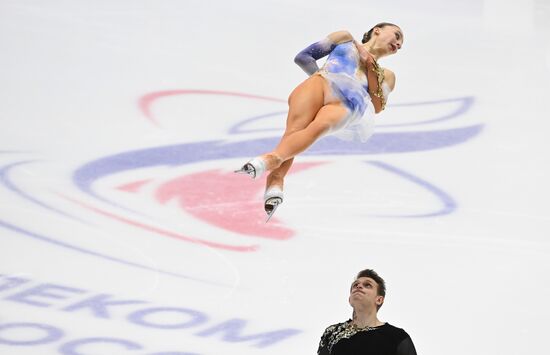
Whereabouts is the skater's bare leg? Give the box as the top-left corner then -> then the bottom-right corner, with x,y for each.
263,75 -> 346,162
273,103 -> 348,161
264,103 -> 347,194
259,75 -> 327,172
266,158 -> 293,190
264,76 -> 327,189
238,75 -> 346,178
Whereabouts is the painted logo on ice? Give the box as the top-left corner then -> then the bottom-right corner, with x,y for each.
0,89 -> 482,281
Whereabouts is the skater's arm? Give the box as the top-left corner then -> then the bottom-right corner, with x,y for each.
316,330 -> 331,355
294,30 -> 354,75
396,336 -> 417,355
384,68 -> 396,91
371,68 -> 395,112
364,59 -> 385,113
327,30 -> 354,44
355,41 -> 395,113
367,65 -> 395,113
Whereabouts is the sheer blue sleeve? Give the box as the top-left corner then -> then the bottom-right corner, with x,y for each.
294,37 -> 337,75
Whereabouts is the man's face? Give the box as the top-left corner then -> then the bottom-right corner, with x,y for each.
348,277 -> 384,310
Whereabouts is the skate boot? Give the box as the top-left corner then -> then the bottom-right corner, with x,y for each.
264,186 -> 283,222
234,157 -> 267,179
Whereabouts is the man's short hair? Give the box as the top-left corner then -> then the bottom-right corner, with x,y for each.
356,269 -> 386,298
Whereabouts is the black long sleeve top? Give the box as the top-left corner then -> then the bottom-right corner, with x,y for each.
318,321 -> 417,355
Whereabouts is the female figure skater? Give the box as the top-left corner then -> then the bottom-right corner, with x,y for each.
236,23 -> 404,220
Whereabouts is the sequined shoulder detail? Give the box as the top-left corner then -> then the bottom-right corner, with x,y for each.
319,320 -> 380,354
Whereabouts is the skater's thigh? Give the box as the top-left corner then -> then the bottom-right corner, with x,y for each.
285,75 -> 328,134
309,103 -> 349,136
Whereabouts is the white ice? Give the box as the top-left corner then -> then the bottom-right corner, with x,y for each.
1,0 -> 549,354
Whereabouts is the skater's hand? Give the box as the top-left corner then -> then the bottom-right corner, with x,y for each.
354,41 -> 375,65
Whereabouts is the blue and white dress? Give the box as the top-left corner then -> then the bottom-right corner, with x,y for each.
296,40 -> 391,142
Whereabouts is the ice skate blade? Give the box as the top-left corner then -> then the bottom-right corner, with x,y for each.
234,163 -> 256,178
264,197 -> 282,223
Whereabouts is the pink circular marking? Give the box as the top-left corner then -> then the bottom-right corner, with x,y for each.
138,89 -> 286,126
59,193 -> 259,252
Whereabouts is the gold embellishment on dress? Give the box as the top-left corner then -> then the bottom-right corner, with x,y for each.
323,321 -> 379,353
370,59 -> 386,110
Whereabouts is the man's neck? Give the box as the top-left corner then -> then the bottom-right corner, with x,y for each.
352,309 -> 381,328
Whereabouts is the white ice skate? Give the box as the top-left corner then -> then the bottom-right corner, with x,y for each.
234,157 -> 267,179
264,186 -> 283,222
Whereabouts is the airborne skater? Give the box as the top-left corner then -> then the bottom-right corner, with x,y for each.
236,23 -> 404,220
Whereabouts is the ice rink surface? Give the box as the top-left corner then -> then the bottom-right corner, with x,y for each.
1,0 -> 549,354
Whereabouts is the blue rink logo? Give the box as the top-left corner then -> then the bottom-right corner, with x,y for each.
74,90 -> 481,220
0,90 -> 482,281
0,90 -> 482,354
77,90 -> 480,216
0,274 -> 300,354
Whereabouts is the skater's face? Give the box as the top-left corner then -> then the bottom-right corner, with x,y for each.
373,25 -> 403,56
348,277 -> 384,311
